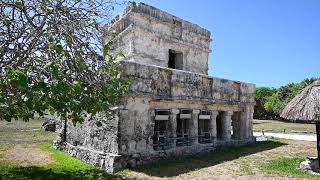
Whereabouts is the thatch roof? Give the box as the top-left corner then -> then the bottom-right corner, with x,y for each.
280,80 -> 320,121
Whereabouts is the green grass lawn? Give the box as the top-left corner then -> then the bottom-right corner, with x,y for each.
0,140 -> 120,179
1,120 -> 320,179
262,157 -> 318,179
0,141 -> 126,179
0,120 -> 124,179
253,119 -> 316,134
1,142 -> 102,179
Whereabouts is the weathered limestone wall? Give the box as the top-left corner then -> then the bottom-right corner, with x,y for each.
65,113 -> 119,154
60,112 -> 121,172
104,61 -> 256,169
120,61 -> 255,104
58,61 -> 255,173
114,97 -> 255,169
117,97 -> 153,155
106,2 -> 211,74
117,97 -> 245,156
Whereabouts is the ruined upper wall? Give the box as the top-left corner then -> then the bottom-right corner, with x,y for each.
106,2 -> 212,74
108,2 -> 211,39
120,61 -> 255,105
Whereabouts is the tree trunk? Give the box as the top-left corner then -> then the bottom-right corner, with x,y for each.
63,118 -> 67,142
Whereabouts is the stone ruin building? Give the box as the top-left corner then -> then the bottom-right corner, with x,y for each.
56,2 -> 256,173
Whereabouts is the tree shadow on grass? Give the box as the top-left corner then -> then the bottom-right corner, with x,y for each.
0,141 -> 287,179
0,167 -> 121,180
132,140 -> 287,178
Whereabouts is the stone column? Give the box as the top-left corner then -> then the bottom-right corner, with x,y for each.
190,109 -> 200,145
240,105 -> 254,140
222,111 -> 233,141
170,109 -> 179,148
210,110 -> 219,142
147,109 -> 156,151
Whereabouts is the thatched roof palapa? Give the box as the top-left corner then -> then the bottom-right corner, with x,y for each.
281,80 -> 320,168
280,80 -> 320,121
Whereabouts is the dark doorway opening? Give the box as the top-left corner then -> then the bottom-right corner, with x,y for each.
153,110 -> 170,150
153,120 -> 167,149
176,118 -> 189,146
198,110 -> 211,144
168,49 -> 183,70
216,112 -> 223,140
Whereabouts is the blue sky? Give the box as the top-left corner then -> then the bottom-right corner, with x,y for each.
115,0 -> 320,88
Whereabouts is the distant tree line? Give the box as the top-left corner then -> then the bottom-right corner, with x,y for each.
254,78 -> 319,120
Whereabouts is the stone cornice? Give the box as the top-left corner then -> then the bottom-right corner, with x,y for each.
108,2 -> 211,39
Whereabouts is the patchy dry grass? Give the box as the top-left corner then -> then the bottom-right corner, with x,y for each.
121,139 -> 320,179
0,141 -> 122,180
253,119 -> 316,133
4,144 -> 53,165
0,119 -> 57,144
0,119 -> 44,131
262,157 -> 319,179
0,120 -> 120,179
125,140 -> 285,179
1,120 -> 320,179
0,130 -> 57,144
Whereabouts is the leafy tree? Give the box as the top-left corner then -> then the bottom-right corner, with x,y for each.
255,87 -> 277,103
254,87 -> 277,119
255,78 -> 319,120
264,93 -> 285,115
269,78 -> 318,116
0,0 -> 129,130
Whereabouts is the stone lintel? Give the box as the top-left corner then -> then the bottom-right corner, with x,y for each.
192,109 -> 200,114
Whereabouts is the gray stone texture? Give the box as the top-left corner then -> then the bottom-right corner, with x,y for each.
105,2 -> 211,74
56,2 -> 256,173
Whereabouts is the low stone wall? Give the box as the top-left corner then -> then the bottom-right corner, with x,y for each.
56,112 -> 120,154
63,143 -> 122,173
61,136 -> 255,173
117,143 -> 216,169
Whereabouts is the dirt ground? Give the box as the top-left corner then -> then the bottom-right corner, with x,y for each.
4,145 -> 52,166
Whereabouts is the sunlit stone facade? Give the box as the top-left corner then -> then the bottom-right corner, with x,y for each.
58,2 -> 256,173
